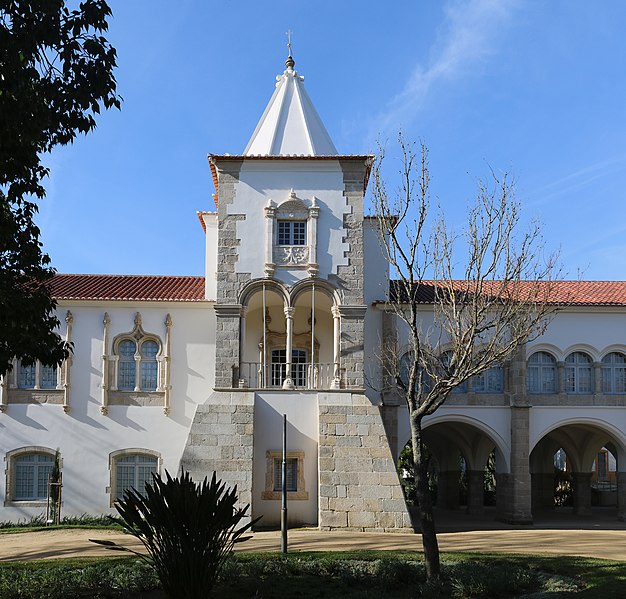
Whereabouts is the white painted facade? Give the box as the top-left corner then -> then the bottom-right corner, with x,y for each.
2,54 -> 626,526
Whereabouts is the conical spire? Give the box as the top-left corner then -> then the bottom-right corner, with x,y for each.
243,51 -> 338,156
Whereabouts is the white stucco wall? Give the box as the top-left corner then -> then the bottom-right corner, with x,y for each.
251,392 -> 319,527
227,161 -> 350,285
0,301 -> 215,520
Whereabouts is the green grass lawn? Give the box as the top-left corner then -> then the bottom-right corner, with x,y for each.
1,551 -> 625,598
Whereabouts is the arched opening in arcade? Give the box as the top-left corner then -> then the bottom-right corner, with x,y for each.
530,422 -> 626,520
396,420 -> 507,522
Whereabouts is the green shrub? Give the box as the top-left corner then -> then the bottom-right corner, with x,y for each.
100,470 -> 258,599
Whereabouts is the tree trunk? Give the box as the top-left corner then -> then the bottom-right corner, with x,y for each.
411,416 -> 440,579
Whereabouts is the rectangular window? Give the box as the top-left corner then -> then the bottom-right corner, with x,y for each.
273,457 -> 298,492
278,221 -> 306,245
14,454 -> 54,500
270,349 -> 308,387
115,454 -> 158,500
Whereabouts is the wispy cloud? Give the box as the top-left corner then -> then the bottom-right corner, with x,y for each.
365,0 -> 519,143
525,156 -> 626,207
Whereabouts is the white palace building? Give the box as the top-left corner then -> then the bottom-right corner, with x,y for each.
2,54 -> 626,528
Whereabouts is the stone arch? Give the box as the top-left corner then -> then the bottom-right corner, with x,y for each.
239,278 -> 289,309
562,344 -> 600,363
290,278 -> 340,306
599,344 -> 626,360
530,417 -> 626,517
526,343 -> 562,362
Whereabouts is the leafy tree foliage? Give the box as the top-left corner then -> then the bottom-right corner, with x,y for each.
93,471 -> 259,599
0,0 -> 121,373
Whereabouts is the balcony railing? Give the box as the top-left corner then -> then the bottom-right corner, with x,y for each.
238,362 -> 342,390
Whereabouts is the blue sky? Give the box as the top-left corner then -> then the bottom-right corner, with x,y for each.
39,0 -> 626,279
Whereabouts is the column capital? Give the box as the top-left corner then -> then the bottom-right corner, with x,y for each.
284,307 -> 296,319
331,305 -> 341,318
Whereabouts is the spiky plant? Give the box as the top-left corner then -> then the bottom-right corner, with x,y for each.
92,470 -> 258,599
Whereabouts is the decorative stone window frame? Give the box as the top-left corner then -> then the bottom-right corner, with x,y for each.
0,311 -> 73,414
108,448 -> 161,507
4,446 -> 59,507
264,190 -> 320,278
102,312 -> 172,416
262,450 -> 308,500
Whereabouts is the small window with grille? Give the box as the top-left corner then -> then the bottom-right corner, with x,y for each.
277,220 -> 306,245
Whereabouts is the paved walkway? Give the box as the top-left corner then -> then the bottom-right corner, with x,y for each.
2,509 -> 626,562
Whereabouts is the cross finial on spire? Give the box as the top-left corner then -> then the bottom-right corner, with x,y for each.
285,30 -> 295,68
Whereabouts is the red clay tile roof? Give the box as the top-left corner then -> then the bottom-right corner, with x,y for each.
387,280 -> 626,307
50,274 -> 205,302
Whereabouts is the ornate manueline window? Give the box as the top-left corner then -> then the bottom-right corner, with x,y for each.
103,313 -> 172,414
115,338 -> 160,392
0,311 -> 72,413
565,351 -> 594,394
527,351 -> 556,394
264,191 -> 320,277
109,450 -> 160,504
16,361 -> 58,390
278,220 -> 306,245
602,352 -> 626,393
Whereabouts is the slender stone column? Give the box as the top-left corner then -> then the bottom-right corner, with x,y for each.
617,471 -> 626,521
466,470 -> 484,515
572,472 -> 592,516
283,307 -> 295,389
331,305 -> 341,389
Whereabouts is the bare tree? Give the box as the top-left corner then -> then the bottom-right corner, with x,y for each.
372,136 -> 559,580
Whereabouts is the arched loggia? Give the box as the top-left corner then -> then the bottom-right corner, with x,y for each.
238,278 -> 343,390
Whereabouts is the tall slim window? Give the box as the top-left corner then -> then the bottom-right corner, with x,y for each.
140,341 -> 159,391
601,352 -> 626,393
527,351 -> 556,394
565,351 -> 593,394
118,340 -> 137,391
115,454 -> 158,500
14,453 -> 54,500
40,365 -> 58,389
278,220 -> 306,245
17,363 -> 36,389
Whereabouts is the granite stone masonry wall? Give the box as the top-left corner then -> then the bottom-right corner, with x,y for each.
318,393 -> 412,531
213,161 -> 250,388
181,391 -> 254,523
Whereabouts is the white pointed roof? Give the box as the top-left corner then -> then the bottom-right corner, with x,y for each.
244,56 -> 338,156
